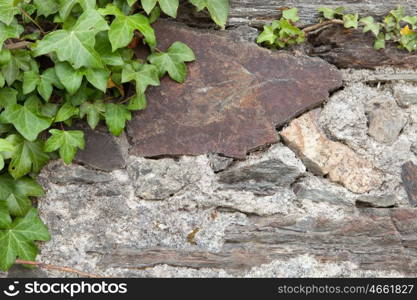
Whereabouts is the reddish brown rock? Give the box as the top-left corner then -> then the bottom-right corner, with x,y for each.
310,26 -> 417,69
280,111 -> 382,194
402,162 -> 417,206
127,21 -> 342,158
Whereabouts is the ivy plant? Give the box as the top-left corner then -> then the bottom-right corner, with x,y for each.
0,0 -> 230,271
258,6 -> 417,52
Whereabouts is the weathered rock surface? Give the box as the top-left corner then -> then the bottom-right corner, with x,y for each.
218,144 -> 305,195
280,111 -> 382,193
179,0 -> 417,28
127,157 -> 202,200
98,208 -> 417,274
367,98 -> 407,145
35,159 -> 417,277
309,26 -> 417,69
402,162 -> 417,206
128,21 -> 342,158
393,83 -> 417,108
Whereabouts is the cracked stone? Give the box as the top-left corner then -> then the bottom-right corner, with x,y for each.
280,111 -> 382,194
367,98 -> 407,145
402,161 -> 417,206
218,144 -> 305,196
127,20 -> 342,158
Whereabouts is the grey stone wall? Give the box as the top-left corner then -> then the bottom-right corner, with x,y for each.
5,67 -> 416,278
5,1 -> 417,278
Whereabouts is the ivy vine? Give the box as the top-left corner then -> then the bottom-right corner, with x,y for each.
257,6 -> 417,52
0,0 -> 230,271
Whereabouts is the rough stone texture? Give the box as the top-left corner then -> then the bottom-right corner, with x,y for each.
128,21 -> 342,158
218,144 -> 305,195
393,83 -> 417,108
34,157 -> 417,278
402,162 -> 417,206
309,26 -> 417,69
178,0 -> 417,28
318,76 -> 417,206
34,159 -> 417,277
27,69 -> 417,278
127,157 -> 202,200
280,110 -> 382,194
367,98 -> 407,145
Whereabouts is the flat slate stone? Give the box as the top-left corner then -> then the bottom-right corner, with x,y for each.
128,21 -> 342,158
402,161 -> 417,206
75,127 -> 126,171
310,26 -> 417,69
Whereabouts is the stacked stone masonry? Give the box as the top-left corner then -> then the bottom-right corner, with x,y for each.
4,2 -> 417,278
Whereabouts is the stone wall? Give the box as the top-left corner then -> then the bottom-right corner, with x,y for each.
5,1 -> 417,278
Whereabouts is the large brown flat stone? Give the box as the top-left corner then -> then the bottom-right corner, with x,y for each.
127,21 -> 342,158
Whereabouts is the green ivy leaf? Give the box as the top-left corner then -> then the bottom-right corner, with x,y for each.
58,0 -> 96,20
122,63 -> 159,94
104,103 -> 131,136
148,41 -> 195,83
1,103 -> 52,142
0,19 -> 23,48
282,8 -> 299,22
390,6 -> 404,22
127,93 -> 147,111
84,68 -> 110,92
23,68 -> 62,101
34,9 -> 109,69
0,173 -> 44,217
99,4 -> 156,51
374,33 -> 386,50
55,62 -> 84,95
0,138 -> 14,170
0,87 -> 18,109
317,6 -> 344,20
34,0 -> 59,17
188,0 -> 229,28
0,200 -> 11,229
79,100 -> 105,129
343,14 -> 359,29
360,16 -> 380,36
6,134 -> 50,180
1,50 -> 31,86
0,0 -> 19,25
403,16 -> 417,26
44,129 -> 85,164
257,25 -> 277,45
0,208 -> 50,271
142,0 -> 178,18
54,101 -> 79,123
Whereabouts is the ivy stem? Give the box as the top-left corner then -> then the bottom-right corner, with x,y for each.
302,19 -> 344,34
15,259 -> 103,278
19,7 -> 46,35
4,40 -> 32,50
